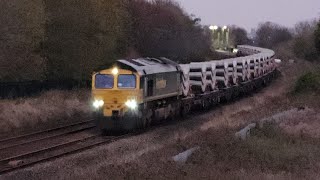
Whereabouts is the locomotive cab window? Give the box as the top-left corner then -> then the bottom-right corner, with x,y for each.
95,74 -> 114,89
118,74 -> 136,89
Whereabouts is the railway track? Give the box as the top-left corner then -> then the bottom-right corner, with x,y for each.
0,134 -> 127,175
0,120 -> 95,150
0,120 -> 105,174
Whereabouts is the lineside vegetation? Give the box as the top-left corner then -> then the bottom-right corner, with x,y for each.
0,0 -> 211,84
294,71 -> 320,94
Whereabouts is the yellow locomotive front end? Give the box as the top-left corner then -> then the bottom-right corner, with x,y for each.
92,67 -> 143,131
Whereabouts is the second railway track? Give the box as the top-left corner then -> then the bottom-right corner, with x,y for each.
0,133 -> 126,174
0,120 -> 95,150
0,120 -> 103,174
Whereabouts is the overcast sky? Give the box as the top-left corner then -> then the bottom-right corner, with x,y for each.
175,0 -> 320,31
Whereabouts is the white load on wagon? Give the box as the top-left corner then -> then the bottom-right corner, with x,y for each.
179,45 -> 276,97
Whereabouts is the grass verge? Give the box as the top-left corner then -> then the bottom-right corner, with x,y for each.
0,89 -> 91,138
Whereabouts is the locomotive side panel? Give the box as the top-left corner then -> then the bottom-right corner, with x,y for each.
143,71 -> 181,102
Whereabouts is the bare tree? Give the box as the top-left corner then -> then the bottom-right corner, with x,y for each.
255,22 -> 292,48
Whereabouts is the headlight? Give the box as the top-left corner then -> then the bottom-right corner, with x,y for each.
125,99 -> 137,110
112,67 -> 118,75
93,100 -> 104,109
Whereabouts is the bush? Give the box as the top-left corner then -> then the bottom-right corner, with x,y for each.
294,71 -> 320,93
293,36 -> 319,61
293,20 -> 319,61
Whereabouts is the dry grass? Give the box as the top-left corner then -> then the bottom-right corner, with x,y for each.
175,128 -> 317,178
0,89 -> 91,137
258,107 -> 320,139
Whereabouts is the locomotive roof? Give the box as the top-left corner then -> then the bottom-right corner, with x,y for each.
117,58 -> 180,76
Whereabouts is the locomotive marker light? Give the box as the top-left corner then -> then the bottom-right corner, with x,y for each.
112,67 -> 119,75
125,99 -> 137,110
93,99 -> 104,109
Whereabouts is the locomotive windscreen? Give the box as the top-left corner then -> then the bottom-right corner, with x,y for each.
95,74 -> 114,89
118,75 -> 136,89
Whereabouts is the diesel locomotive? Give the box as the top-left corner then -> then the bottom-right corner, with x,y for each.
92,57 -> 183,131
92,45 -> 278,132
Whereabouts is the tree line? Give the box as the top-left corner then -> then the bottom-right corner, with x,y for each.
230,20 -> 320,61
0,0 -> 211,83
0,0 -> 319,84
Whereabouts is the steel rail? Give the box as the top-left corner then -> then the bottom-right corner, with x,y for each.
0,134 -> 129,175
0,120 -> 95,149
0,124 -> 95,151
